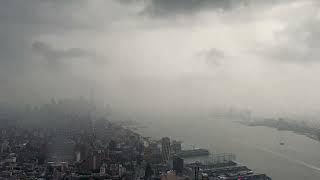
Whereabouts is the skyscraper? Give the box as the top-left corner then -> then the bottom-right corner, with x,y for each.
172,155 -> 183,174
161,137 -> 170,163
171,140 -> 182,154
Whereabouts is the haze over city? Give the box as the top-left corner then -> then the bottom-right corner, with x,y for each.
2,1 -> 320,180
1,0 -> 320,118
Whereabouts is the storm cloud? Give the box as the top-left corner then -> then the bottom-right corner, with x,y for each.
142,0 -> 243,16
1,0 -> 320,117
117,0 -> 297,17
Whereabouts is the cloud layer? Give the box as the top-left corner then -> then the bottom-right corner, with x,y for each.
1,0 -> 320,116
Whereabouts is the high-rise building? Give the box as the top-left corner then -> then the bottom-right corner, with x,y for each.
172,156 -> 183,174
145,163 -> 153,180
161,137 -> 171,163
88,150 -> 104,170
171,140 -> 182,154
150,142 -> 161,155
1,140 -> 9,153
144,142 -> 162,164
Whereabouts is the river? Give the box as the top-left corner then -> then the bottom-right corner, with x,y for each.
135,114 -> 320,180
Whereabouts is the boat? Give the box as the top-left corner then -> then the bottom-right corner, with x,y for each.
280,142 -> 285,145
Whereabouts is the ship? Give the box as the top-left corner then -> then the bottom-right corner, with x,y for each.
177,148 -> 210,157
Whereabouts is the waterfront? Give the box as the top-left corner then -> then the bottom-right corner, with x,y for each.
137,115 -> 320,180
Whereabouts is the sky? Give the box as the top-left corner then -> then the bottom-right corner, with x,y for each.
1,0 -> 320,117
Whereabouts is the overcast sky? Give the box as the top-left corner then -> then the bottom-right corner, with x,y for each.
1,0 -> 320,117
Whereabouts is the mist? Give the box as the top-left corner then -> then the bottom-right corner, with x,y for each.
1,0 -> 320,118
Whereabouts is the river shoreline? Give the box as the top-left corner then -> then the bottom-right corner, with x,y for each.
237,119 -> 320,143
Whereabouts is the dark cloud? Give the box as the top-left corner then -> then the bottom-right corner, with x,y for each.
115,0 -> 247,17
141,0 -> 254,17
115,0 -> 298,18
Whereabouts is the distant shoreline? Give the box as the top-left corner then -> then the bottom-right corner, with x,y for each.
237,119 -> 320,142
